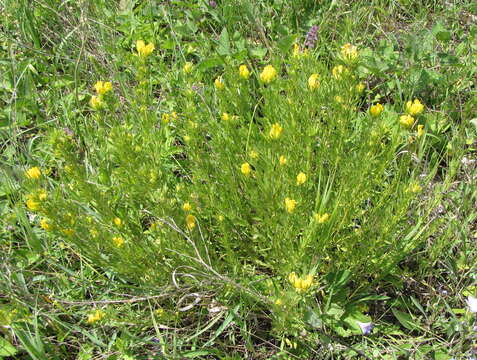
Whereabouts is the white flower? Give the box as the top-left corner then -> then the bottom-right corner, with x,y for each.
357,321 -> 374,335
466,295 -> 477,313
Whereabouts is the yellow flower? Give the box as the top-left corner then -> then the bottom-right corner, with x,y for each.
249,150 -> 259,159
308,73 -> 320,90
87,309 -> 106,324
288,272 -> 314,293
279,155 -> 287,166
183,135 -> 191,143
399,114 -> 415,128
288,272 -> 297,283
183,62 -> 193,74
408,183 -> 422,193
90,95 -> 102,109
274,298 -> 283,306
112,236 -> 125,247
292,43 -> 308,58
182,202 -> 192,212
260,65 -> 277,84
217,214 -> 225,222
162,113 -> 170,124
155,308 -> 164,316
269,123 -> 283,139
341,43 -> 358,60
356,82 -> 365,93
25,166 -> 41,179
296,172 -> 307,185
221,112 -> 230,121
293,43 -> 300,57
94,81 -> 112,95
332,65 -> 347,79
38,189 -> 47,201
241,162 -> 252,176
300,274 -> 314,291
369,103 -> 384,117
284,197 -> 297,213
62,228 -> 75,236
136,40 -> 155,57
239,64 -> 250,79
214,76 -> 225,90
186,214 -> 196,230
171,112 -> 178,120
113,217 -> 122,226
40,218 -> 52,231
26,198 -> 39,211
313,213 -> 329,224
405,99 -> 424,116
64,164 -> 74,174
417,124 -> 424,138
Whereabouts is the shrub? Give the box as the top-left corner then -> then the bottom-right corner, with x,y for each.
22,42 -> 448,337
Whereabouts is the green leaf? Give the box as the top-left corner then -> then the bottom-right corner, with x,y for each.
433,350 -> 452,360
203,305 -> 239,347
304,309 -> 322,328
325,303 -> 345,319
342,309 -> 372,335
217,27 -> 231,56
353,294 -> 390,303
161,39 -> 175,50
391,308 -> 420,331
181,350 -> 213,358
470,119 -> 477,131
249,46 -> 267,59
326,270 -> 351,289
432,23 -> 452,42
197,58 -> 224,72
0,336 -> 17,357
437,53 -> 459,65
277,35 -> 297,55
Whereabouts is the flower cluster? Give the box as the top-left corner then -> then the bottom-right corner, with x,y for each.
332,65 -> 348,80
25,166 -> 42,180
369,103 -> 384,117
296,172 -> 307,185
305,25 -> 319,49
341,43 -> 359,60
241,162 -> 252,176
25,189 -> 47,211
313,213 -> 330,223
288,272 -> 314,293
239,64 -> 250,79
112,236 -> 125,247
90,81 -> 113,109
269,123 -> 283,139
308,73 -> 320,90
136,40 -> 155,57
87,309 -> 106,324
260,65 -> 277,84
94,81 -> 112,95
183,62 -> 193,74
406,99 -> 424,116
292,43 -> 308,58
284,198 -> 297,213
400,99 -> 425,134
399,114 -> 415,128
186,214 -> 196,230
214,76 -> 225,90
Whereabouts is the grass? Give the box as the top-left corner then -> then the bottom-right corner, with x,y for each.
1,0 -> 477,359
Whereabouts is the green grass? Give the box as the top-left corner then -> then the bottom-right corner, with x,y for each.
1,0 -> 477,359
